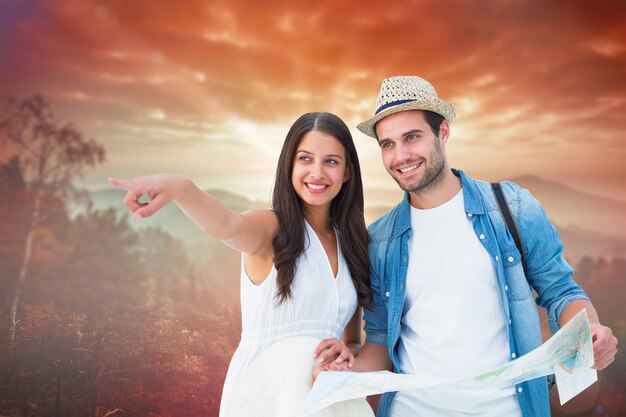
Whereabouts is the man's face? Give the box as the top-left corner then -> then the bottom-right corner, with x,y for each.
375,110 -> 449,193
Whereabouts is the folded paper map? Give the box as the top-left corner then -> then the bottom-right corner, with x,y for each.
300,309 -> 595,416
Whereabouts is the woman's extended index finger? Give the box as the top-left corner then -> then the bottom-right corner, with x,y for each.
108,177 -> 146,213
107,176 -> 135,192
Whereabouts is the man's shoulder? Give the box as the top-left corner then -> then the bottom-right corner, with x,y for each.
488,179 -> 541,212
466,174 -> 544,222
494,179 -> 524,201
463,173 -> 524,210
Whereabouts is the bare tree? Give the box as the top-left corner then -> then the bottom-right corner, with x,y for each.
0,95 -> 105,345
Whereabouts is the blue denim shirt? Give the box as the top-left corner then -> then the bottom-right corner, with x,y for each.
363,169 -> 589,417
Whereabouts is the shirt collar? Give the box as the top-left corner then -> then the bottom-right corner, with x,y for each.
453,168 -> 485,215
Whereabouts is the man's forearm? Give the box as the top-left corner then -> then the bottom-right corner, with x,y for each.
560,299 -> 600,326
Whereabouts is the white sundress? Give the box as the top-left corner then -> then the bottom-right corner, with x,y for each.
219,221 -> 372,416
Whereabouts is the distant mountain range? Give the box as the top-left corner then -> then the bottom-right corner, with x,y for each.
88,175 -> 625,262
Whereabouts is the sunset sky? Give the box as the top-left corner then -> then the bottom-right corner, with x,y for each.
1,0 -> 625,205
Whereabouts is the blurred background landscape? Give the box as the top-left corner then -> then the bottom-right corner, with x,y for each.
1,1 -> 625,416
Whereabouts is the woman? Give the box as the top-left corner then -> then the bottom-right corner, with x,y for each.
109,112 -> 374,416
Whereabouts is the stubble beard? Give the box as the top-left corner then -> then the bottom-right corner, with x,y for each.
391,140 -> 447,194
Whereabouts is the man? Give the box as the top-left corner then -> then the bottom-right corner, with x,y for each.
350,76 -> 618,417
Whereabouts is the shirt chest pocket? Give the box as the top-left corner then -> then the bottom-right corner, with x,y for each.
502,246 -> 532,301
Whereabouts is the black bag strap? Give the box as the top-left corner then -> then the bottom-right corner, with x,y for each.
491,183 -> 528,277
491,182 -> 556,392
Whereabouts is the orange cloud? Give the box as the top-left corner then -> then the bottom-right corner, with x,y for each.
1,0 -> 625,199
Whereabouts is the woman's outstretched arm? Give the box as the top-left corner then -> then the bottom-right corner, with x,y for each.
108,174 -> 278,256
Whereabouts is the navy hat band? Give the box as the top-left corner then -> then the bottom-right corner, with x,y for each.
375,99 -> 417,115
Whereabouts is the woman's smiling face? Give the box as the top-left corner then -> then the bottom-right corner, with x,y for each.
291,130 -> 347,211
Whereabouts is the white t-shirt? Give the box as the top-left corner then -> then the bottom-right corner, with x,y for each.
390,190 -> 522,417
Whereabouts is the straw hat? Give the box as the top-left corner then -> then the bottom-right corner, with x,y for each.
222,336 -> 374,417
357,76 -> 456,139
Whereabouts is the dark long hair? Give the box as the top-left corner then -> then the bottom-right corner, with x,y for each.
271,112 -> 371,308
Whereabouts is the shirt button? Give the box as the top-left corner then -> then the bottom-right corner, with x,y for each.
479,234 -> 485,240
517,387 -> 523,393
508,319 -> 512,325
467,213 -> 473,217
511,352 -> 517,358
495,256 -> 499,261
508,256 -> 514,262
385,291 -> 390,297
505,285 -> 509,291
